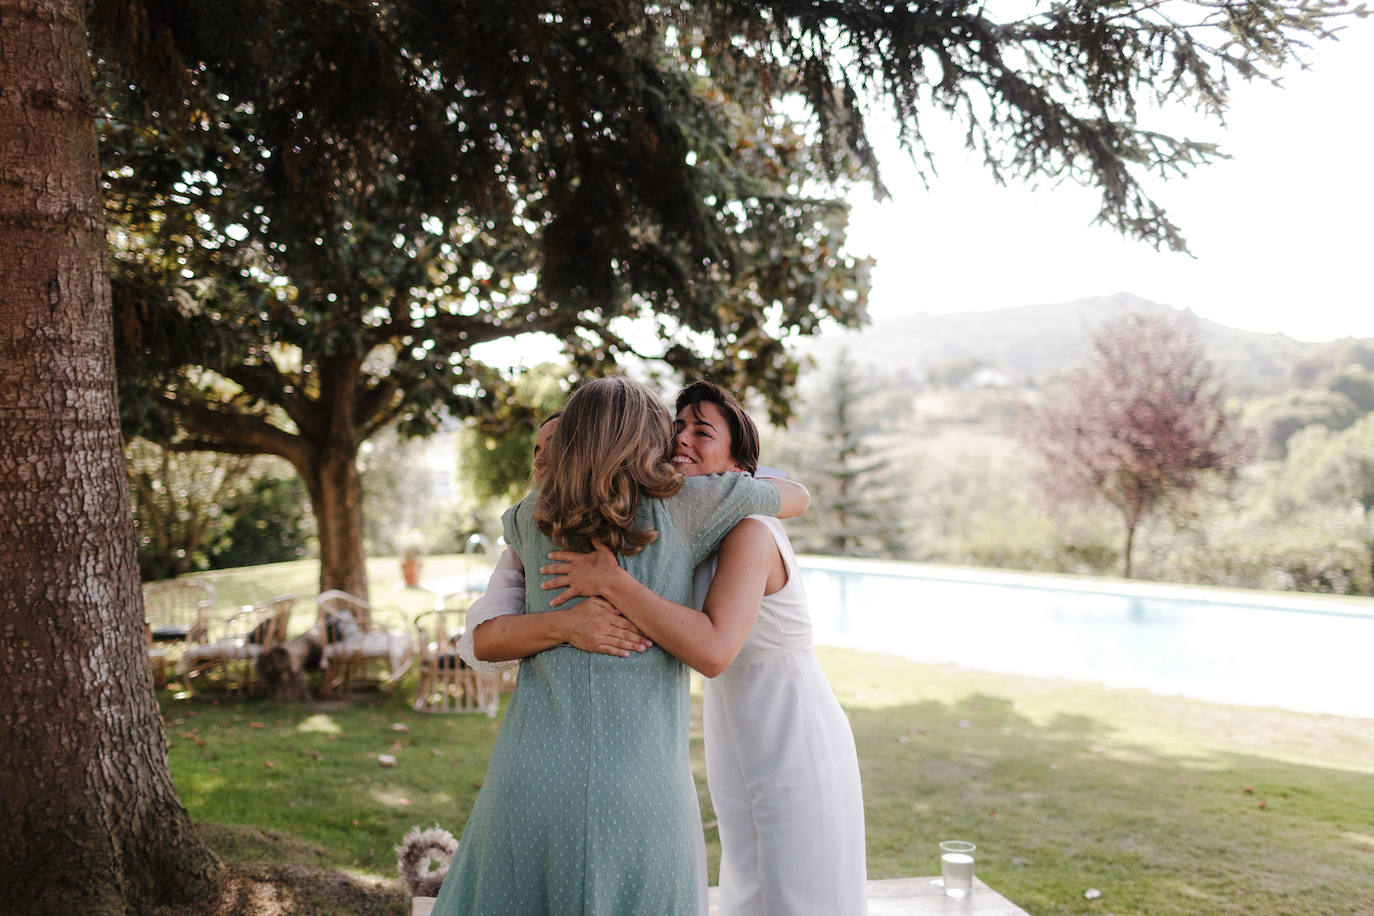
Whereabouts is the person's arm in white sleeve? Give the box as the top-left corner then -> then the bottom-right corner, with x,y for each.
461,549 -> 654,665
456,548 -> 528,672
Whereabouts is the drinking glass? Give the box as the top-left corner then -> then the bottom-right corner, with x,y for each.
939,840 -> 976,898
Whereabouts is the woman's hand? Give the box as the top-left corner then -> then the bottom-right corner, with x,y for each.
557,597 -> 652,657
540,539 -> 623,607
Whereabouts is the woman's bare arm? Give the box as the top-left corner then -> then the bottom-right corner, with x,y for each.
764,477 -> 810,519
540,521 -> 781,677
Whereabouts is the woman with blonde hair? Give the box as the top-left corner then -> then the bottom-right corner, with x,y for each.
543,380 -> 867,914
456,411 -> 656,668
431,376 -> 808,915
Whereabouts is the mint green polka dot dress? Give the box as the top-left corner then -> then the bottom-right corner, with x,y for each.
432,473 -> 781,915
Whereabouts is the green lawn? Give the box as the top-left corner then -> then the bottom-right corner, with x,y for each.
155,562 -> 1374,915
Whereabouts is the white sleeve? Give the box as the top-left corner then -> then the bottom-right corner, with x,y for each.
456,548 -> 526,672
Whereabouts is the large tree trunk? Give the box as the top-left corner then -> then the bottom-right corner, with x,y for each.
0,2 -> 221,911
302,441 -> 371,600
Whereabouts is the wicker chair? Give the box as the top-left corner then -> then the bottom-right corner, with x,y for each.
412,601 -> 500,716
180,595 -> 295,693
316,590 -> 416,696
146,621 -> 168,689
143,579 -> 215,644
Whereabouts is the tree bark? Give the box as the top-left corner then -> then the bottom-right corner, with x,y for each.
0,1 -> 221,910
1123,521 -> 1136,579
301,441 -> 371,600
164,395 -> 373,599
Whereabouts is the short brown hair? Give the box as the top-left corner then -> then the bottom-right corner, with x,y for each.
674,380 -> 760,475
535,377 -> 682,554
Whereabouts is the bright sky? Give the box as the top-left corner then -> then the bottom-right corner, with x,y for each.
844,18 -> 1374,343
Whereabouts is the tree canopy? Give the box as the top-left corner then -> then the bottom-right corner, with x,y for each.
94,0 -> 1354,594
100,1 -> 877,593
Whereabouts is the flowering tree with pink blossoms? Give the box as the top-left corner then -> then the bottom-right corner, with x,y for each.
1024,312 -> 1253,577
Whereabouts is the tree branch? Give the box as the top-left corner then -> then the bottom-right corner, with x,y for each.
216,361 -> 313,431
157,396 -> 312,470
354,378 -> 401,434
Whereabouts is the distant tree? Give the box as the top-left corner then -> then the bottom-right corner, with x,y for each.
1283,416 -> 1374,515
1023,313 -> 1252,577
457,363 -> 571,505
1288,339 -> 1374,388
127,440 -> 314,578
1241,340 -> 1374,458
356,426 -> 460,556
786,350 -> 907,557
208,473 -> 316,571
1241,389 -> 1360,458
928,356 -> 996,390
1235,423 -> 1374,594
126,438 -> 255,580
1328,366 -> 1374,415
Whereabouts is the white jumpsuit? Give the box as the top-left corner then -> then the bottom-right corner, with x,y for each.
695,516 -> 868,915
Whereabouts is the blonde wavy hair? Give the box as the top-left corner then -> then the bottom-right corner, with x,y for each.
534,376 -> 683,554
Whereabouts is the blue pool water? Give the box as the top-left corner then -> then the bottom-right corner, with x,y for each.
798,557 -> 1374,719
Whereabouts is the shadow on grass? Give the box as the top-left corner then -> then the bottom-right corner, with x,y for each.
841,688 -> 1374,916
148,824 -> 406,916
157,685 -> 502,880
158,650 -> 1374,916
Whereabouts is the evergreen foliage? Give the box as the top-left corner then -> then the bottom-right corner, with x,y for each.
208,475 -> 316,571
97,1 -> 874,594
127,439 -> 254,580
779,350 -> 907,556
1242,388 -> 1361,457
457,363 -> 572,505
1288,337 -> 1374,387
92,0 -> 1355,594
127,442 -> 314,579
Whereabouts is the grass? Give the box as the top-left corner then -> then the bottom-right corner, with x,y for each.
815,651 -> 1374,916
154,562 -> 1374,915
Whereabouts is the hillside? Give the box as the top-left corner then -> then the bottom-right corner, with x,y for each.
802,292 -> 1324,394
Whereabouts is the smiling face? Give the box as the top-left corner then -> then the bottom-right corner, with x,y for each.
673,402 -> 743,477
533,417 -> 559,486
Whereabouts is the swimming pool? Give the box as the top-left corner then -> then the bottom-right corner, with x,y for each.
798,557 -> 1374,719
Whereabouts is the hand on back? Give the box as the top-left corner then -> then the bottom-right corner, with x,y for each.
558,596 -> 652,658
540,539 -> 622,607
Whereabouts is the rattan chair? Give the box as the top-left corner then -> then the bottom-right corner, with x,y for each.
143,579 -> 215,644
146,621 -> 168,689
180,595 -> 295,693
412,602 -> 499,715
316,590 -> 416,696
